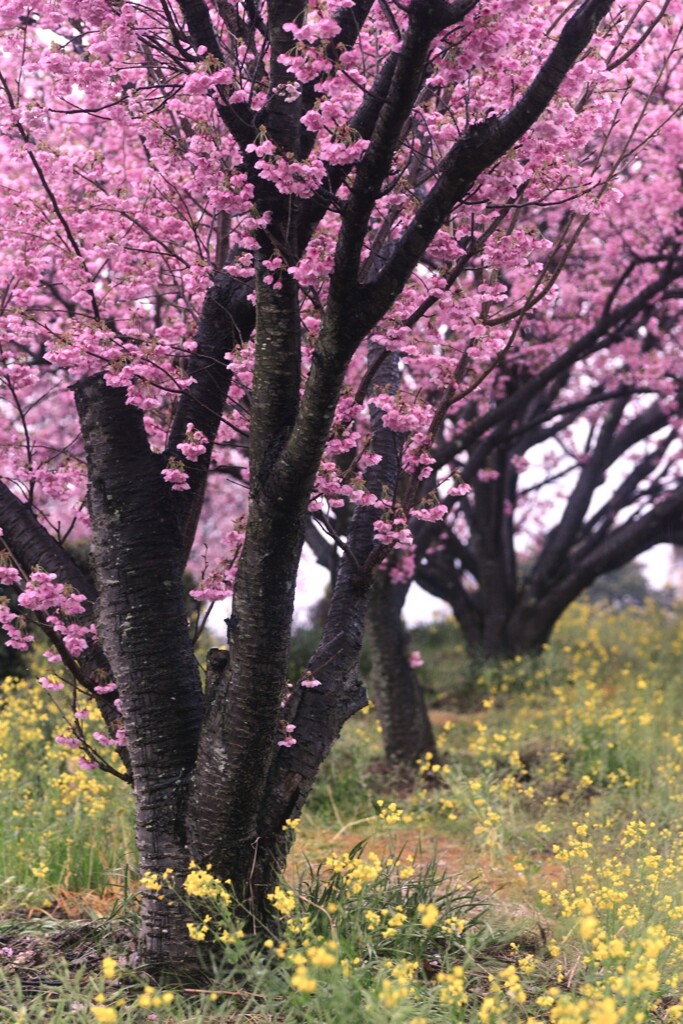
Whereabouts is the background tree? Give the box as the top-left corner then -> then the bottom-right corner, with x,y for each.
0,0 -> 672,971
415,124 -> 683,657
306,3 -> 683,752
417,361 -> 683,658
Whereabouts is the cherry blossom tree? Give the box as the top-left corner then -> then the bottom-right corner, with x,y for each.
415,302 -> 683,659
413,41 -> 683,658
307,2 -> 683,757
0,0 -> 672,970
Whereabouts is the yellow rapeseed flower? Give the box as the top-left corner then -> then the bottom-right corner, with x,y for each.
579,914 -> 599,940
90,1006 -> 117,1024
268,885 -> 296,916
306,942 -> 337,968
101,957 -> 117,980
587,996 -> 619,1024
290,965 -> 316,993
418,902 -> 439,928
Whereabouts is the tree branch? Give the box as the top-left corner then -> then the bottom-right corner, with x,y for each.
165,271 -> 254,565
0,480 -> 129,770
355,0 -> 615,333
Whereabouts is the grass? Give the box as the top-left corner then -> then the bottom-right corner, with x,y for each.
2,598 -> 683,1021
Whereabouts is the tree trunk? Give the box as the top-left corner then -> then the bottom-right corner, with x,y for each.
74,378 -> 205,970
366,573 -> 435,764
458,613 -> 554,660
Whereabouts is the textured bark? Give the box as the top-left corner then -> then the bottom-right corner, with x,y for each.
186,192 -> 308,894
186,492 -> 307,894
75,377 -> 203,967
243,497 -> 377,904
224,344 -> 409,899
366,572 -> 435,764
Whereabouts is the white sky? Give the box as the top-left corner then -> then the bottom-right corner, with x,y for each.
207,542 -> 677,639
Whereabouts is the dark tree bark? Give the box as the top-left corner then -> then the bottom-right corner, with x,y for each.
366,572 -> 435,764
303,332 -> 438,767
74,378 -> 205,966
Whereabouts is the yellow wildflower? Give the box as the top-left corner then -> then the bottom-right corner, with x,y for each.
268,885 -> 296,916
101,957 -> 117,980
418,902 -> 440,928
90,1007 -> 117,1024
